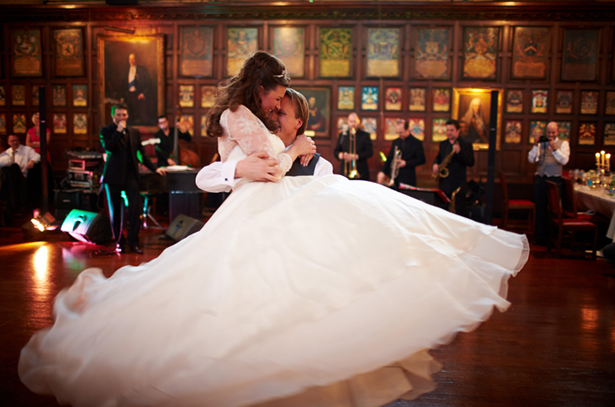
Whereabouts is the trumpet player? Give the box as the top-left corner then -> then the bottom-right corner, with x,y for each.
377,120 -> 426,187
334,112 -> 373,181
432,119 -> 475,217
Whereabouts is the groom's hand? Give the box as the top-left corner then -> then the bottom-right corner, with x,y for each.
236,151 -> 281,182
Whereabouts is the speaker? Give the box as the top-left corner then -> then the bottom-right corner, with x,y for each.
61,209 -> 113,244
166,214 -> 204,242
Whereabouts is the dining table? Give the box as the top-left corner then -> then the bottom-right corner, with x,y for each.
574,184 -> 615,241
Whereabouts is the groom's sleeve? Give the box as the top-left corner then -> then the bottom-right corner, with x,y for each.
195,161 -> 239,193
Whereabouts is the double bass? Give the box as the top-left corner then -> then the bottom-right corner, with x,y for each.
173,106 -> 200,168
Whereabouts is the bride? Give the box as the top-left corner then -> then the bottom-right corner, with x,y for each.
19,52 -> 529,407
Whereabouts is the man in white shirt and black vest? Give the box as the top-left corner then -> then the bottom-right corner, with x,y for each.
528,121 -> 570,245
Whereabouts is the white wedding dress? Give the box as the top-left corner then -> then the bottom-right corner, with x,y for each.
19,106 -> 529,407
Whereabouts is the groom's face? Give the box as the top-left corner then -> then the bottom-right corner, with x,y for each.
276,96 -> 302,147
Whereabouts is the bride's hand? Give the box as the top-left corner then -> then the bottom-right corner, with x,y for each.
293,134 -> 317,155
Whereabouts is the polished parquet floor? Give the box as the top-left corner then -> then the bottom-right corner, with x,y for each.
1,214 -> 614,407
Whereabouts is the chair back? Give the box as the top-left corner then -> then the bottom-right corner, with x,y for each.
546,180 -> 562,222
562,177 -> 577,217
499,171 -> 509,207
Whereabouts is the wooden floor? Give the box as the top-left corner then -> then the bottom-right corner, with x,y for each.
1,214 -> 614,407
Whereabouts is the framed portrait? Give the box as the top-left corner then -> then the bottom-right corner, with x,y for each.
0,114 -> 5,134
604,123 -> 615,146
361,86 -> 378,111
12,85 -> 25,106
432,118 -> 447,142
606,91 -> 615,115
180,115 -> 194,136
385,117 -> 401,141
0,85 -> 4,106
201,86 -> 216,108
295,87 -> 331,138
385,87 -> 402,111
53,113 -> 67,134
408,118 -> 425,141
319,27 -> 352,78
272,26 -> 305,78
452,88 -> 503,150
180,26 -> 213,78
433,88 -> 450,113
73,85 -> 87,107
363,117 -> 377,141
227,27 -> 258,77
53,28 -> 84,77
338,86 -> 355,110
578,122 -> 596,145
409,88 -> 426,112
366,28 -> 400,78
12,29 -> 43,77
580,91 -> 598,115
462,26 -> 500,81
555,121 -> 571,142
511,26 -> 549,80
562,28 -> 599,82
179,85 -> 194,108
74,114 -> 87,134
504,120 -> 522,144
98,34 -> 165,132
415,27 -> 450,80
53,85 -> 67,107
32,85 -> 40,106
13,114 -> 26,133
555,90 -> 573,114
506,89 -> 523,113
531,90 -> 548,114
529,121 -> 547,145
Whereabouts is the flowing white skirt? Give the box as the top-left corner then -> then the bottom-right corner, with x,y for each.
19,175 -> 529,407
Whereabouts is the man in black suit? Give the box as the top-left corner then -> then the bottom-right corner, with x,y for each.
334,113 -> 373,181
153,115 -> 192,168
377,120 -> 426,187
100,103 -> 166,254
432,119 -> 475,218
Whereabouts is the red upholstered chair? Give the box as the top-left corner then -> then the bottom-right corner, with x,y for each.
500,172 -> 535,235
546,181 -> 597,260
561,177 -> 610,226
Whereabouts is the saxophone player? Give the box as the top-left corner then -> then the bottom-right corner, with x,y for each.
432,119 -> 475,217
377,120 -> 426,187
334,113 -> 373,181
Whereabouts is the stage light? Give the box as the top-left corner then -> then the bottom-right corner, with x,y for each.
23,212 -> 57,240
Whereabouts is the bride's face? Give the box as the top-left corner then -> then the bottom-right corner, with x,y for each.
259,85 -> 286,115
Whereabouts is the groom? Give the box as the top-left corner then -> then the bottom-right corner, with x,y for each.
196,88 -> 333,192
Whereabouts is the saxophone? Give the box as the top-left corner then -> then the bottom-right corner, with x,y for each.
432,141 -> 457,181
387,146 -> 402,187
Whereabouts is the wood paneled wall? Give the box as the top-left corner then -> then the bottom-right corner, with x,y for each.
0,2 -> 614,187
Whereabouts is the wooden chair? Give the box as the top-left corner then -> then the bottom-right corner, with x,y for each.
500,172 -> 535,234
561,177 -> 610,225
546,181 -> 597,259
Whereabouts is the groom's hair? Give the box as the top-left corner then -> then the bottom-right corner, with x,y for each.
285,88 -> 308,136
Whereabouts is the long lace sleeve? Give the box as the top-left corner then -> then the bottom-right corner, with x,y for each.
220,105 -> 292,175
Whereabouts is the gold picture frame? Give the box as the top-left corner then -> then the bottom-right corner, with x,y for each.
97,34 -> 165,133
452,88 -> 503,150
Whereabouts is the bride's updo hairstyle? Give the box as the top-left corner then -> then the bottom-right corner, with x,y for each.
207,51 -> 290,138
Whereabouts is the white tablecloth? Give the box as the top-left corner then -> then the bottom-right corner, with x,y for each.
575,185 -> 615,240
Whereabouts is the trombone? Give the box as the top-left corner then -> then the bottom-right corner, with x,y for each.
344,128 -> 360,179
387,146 -> 401,187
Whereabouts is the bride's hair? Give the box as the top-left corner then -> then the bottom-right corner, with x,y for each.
206,51 -> 290,138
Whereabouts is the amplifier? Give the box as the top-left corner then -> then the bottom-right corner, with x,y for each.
69,159 -> 101,171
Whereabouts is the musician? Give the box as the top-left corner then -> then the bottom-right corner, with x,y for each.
100,103 -> 166,254
432,119 -> 475,217
153,115 -> 192,167
334,113 -> 373,181
377,120 -> 426,187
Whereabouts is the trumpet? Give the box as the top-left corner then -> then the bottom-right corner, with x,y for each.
344,128 -> 360,179
432,141 -> 457,181
387,146 -> 402,187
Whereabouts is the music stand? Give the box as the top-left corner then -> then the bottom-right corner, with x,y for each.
397,184 -> 451,211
